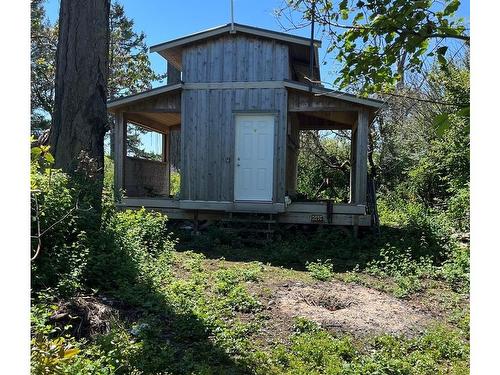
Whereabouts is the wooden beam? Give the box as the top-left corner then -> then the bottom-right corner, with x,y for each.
183,81 -> 284,90
121,197 -> 180,209
114,112 -> 126,199
126,112 -> 169,134
286,202 -> 366,215
349,127 -> 357,203
277,212 -> 371,226
353,110 -> 369,204
296,113 -> 351,130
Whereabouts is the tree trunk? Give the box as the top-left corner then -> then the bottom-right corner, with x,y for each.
50,0 -> 111,214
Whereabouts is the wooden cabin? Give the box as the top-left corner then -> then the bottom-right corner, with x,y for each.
107,23 -> 384,228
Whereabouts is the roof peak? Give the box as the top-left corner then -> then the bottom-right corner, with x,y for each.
150,22 -> 321,54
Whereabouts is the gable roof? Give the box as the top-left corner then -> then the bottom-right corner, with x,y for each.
150,23 -> 322,70
150,22 -> 321,53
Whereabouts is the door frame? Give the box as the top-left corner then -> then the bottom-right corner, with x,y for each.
232,111 -> 279,203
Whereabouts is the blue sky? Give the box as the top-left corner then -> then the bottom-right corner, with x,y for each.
44,0 -> 470,88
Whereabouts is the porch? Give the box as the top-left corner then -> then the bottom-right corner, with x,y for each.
107,81 -> 382,228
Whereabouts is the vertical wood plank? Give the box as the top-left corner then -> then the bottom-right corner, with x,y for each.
354,110 -> 368,204
222,36 -> 234,82
349,127 -> 357,203
162,129 -> 170,195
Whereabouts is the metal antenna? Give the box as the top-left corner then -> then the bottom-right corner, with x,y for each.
230,0 -> 236,33
309,0 -> 315,91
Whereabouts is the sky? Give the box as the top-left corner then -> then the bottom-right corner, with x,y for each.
44,0 -> 470,88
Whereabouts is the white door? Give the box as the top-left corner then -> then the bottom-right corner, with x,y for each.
234,114 -> 275,201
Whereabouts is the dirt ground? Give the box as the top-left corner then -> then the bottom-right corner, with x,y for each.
249,278 -> 433,344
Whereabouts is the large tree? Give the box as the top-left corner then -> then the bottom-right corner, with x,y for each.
282,0 -> 469,93
49,0 -> 111,212
31,1 -> 164,154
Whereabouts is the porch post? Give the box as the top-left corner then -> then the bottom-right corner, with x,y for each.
114,111 -> 126,200
349,126 -> 357,203
163,128 -> 171,195
353,110 -> 369,204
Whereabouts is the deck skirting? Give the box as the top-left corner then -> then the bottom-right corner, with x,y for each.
117,198 -> 370,226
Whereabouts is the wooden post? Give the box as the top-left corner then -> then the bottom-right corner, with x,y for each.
114,112 -> 126,200
163,129 -> 171,196
167,62 -> 181,84
349,127 -> 357,203
353,110 -> 369,204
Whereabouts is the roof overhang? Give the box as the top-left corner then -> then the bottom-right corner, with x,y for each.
284,80 -> 386,109
107,83 -> 182,112
150,23 -> 322,70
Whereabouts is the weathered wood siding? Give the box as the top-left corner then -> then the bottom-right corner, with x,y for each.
180,87 -> 288,203
182,35 -> 289,83
286,112 -> 300,197
169,125 -> 181,171
117,90 -> 181,113
124,157 -> 169,197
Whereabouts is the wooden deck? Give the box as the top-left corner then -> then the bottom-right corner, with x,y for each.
117,198 -> 371,226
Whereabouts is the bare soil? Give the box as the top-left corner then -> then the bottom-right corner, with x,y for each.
248,278 -> 433,344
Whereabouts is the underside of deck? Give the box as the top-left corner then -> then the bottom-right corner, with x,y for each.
117,198 -> 371,226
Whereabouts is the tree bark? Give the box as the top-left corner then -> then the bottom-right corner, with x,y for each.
50,0 -> 111,213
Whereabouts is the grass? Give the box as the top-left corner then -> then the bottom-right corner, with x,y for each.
32,227 -> 469,374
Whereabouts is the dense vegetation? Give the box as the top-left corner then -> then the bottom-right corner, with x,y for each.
30,1 -> 469,374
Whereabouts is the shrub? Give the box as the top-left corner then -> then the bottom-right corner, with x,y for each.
85,208 -> 175,303
306,259 -> 334,281
225,285 -> 262,313
110,208 -> 171,257
31,144 -> 92,295
30,303 -> 81,374
440,244 -> 470,291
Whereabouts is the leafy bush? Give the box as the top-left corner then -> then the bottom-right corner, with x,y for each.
31,144 -> 92,295
85,208 -> 175,304
31,303 -> 81,374
170,170 -> 181,197
440,244 -> 470,292
306,259 -> 334,281
225,285 -> 262,313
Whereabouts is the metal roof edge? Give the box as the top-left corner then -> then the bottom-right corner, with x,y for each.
107,83 -> 182,110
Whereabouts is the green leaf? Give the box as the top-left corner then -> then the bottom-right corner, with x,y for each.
436,46 -> 448,56
433,113 -> 450,136
63,348 -> 80,359
443,0 -> 460,15
354,12 -> 364,22
456,106 -> 470,117
437,53 -> 447,66
44,152 -> 55,165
